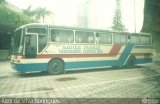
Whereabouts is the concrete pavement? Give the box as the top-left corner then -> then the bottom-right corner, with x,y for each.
0,61 -> 160,103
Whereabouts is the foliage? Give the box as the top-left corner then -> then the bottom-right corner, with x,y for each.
34,7 -> 51,22
23,6 -> 52,23
112,0 -> 126,31
0,4 -> 35,28
0,0 -> 6,4
22,5 -> 35,17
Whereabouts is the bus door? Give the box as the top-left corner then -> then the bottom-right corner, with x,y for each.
25,34 -> 38,58
25,27 -> 47,58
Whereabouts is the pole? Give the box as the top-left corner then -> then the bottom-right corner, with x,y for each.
134,0 -> 137,33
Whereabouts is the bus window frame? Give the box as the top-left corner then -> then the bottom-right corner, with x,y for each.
113,33 -> 127,45
95,32 -> 112,45
26,27 -> 47,34
129,34 -> 140,45
50,28 -> 74,44
13,28 -> 24,55
140,35 -> 151,45
75,30 -> 95,44
24,33 -> 38,58
25,27 -> 48,54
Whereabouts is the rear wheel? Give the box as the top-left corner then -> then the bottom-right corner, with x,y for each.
48,59 -> 64,75
126,56 -> 136,68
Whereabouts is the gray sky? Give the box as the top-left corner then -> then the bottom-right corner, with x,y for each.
8,0 -> 144,32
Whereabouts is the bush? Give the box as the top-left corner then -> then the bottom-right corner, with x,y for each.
0,4 -> 35,28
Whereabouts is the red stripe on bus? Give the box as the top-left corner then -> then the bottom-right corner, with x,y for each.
109,44 -> 122,55
36,45 -> 122,58
21,45 -> 122,59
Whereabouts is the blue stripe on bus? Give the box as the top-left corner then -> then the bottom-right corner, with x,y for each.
136,58 -> 152,64
134,45 -> 153,49
12,58 -> 152,72
12,44 -> 152,72
65,60 -> 115,69
12,44 -> 134,72
65,44 -> 134,69
11,63 -> 47,72
65,58 -> 152,69
117,44 -> 133,65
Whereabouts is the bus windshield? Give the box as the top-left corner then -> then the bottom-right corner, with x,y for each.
12,29 -> 24,55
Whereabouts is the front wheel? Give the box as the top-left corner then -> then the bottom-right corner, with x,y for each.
48,59 -> 64,75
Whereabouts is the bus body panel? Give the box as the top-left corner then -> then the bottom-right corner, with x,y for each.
10,23 -> 153,73
11,44 -> 152,72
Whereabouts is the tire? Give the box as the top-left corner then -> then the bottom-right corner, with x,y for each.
48,59 -> 64,75
126,56 -> 136,68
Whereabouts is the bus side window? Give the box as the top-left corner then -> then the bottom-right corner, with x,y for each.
25,35 -> 37,58
130,35 -> 139,45
75,31 -> 84,43
75,34 -> 82,43
113,34 -> 120,44
51,29 -> 60,42
95,34 -> 99,43
38,35 -> 47,52
51,30 -> 60,42
113,34 -> 127,44
145,36 -> 150,45
96,33 -> 112,44
128,35 -> 131,44
88,36 -> 94,43
75,31 -> 94,43
120,35 -> 127,44
51,30 -> 56,42
140,35 -> 150,45
51,29 -> 73,43
55,36 -> 60,42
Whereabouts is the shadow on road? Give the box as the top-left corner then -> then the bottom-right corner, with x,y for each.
15,65 -> 145,78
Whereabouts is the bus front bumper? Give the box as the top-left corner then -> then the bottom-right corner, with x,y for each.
11,62 -> 48,72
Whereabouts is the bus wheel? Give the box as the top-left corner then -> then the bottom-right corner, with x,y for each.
48,59 -> 64,75
126,56 -> 136,68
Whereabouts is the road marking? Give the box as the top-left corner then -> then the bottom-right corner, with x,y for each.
0,73 -> 160,97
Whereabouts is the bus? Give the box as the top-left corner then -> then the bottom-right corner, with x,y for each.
10,23 -> 153,74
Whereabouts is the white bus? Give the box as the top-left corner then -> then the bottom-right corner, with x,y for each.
11,23 -> 153,74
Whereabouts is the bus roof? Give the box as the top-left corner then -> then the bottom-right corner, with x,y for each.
130,32 -> 151,36
15,23 -> 48,31
15,23 -> 151,36
15,23 -> 129,33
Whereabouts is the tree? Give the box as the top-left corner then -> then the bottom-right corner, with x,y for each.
0,0 -> 6,4
0,4 -> 35,27
112,0 -> 126,31
23,5 -> 34,17
33,7 -> 52,23
23,7 -> 52,23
